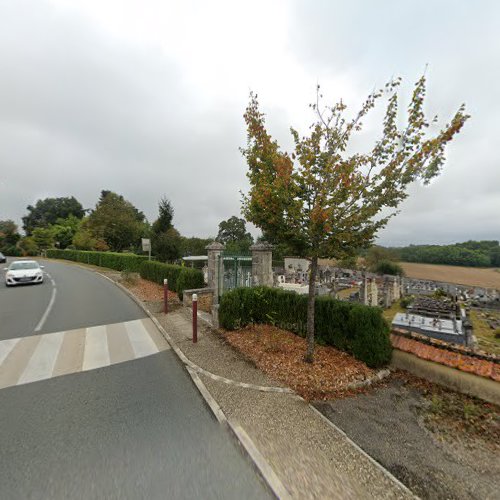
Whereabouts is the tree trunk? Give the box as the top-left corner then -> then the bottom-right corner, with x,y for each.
305,255 -> 318,363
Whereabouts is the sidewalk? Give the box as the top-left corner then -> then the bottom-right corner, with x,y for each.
150,305 -> 414,499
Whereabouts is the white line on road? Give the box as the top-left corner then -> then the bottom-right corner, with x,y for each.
125,319 -> 159,358
18,331 -> 65,384
0,338 -> 20,367
82,325 -> 110,371
34,273 -> 56,332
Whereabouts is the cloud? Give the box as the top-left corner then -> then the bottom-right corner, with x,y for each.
0,0 -> 498,246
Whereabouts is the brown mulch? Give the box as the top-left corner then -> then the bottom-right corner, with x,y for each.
223,324 -> 374,400
119,275 -> 180,306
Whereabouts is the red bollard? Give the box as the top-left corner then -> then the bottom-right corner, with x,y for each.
163,279 -> 168,314
192,293 -> 198,343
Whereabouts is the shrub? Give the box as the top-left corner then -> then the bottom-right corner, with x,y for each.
139,260 -> 182,290
374,260 -> 404,276
176,268 -> 205,300
45,249 -> 147,272
219,287 -> 392,368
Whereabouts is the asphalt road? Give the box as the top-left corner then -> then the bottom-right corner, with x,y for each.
0,258 -> 147,340
0,258 -> 271,499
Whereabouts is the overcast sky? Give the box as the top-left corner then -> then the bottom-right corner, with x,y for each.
0,0 -> 498,246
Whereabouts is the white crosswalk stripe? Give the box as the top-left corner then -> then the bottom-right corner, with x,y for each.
18,331 -> 65,384
0,318 -> 168,390
82,325 -> 110,371
125,319 -> 158,358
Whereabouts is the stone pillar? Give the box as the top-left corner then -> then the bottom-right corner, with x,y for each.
206,241 -> 225,304
250,242 -> 274,287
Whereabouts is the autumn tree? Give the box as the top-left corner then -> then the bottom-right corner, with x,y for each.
242,75 -> 469,362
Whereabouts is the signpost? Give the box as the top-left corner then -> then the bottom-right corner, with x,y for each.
142,238 -> 151,260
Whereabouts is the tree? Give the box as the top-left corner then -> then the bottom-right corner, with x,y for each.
22,196 -> 85,235
153,227 -> 182,262
150,197 -> 181,262
50,215 -> 82,249
374,260 -> 404,276
365,245 -> 398,271
17,237 -> 38,256
0,220 -> 21,250
32,227 -> 54,250
86,191 -> 146,252
216,216 -> 253,253
180,237 -> 214,256
242,75 -> 469,362
151,198 -> 174,234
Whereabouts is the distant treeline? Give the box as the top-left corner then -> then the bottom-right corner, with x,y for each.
388,240 -> 500,268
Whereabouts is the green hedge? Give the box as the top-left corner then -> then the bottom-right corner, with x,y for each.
139,260 -> 204,299
219,287 -> 392,368
176,267 -> 205,300
46,249 -> 147,272
46,250 -> 206,301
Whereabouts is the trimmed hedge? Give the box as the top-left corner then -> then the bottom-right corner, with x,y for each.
219,287 -> 392,368
47,249 -> 206,301
139,260 -> 204,299
46,249 -> 148,272
176,267 -> 205,300
139,260 -> 183,289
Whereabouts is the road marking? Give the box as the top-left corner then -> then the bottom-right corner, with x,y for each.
34,274 -> 56,332
0,318 -> 168,390
0,338 -> 20,366
125,319 -> 159,358
18,331 -> 65,384
82,325 -> 110,371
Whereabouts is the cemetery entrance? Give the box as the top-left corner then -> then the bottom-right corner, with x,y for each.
218,252 -> 252,297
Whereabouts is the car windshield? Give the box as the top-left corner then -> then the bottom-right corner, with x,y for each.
9,261 -> 40,270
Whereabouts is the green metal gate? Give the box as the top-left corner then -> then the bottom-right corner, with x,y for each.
218,252 -> 253,297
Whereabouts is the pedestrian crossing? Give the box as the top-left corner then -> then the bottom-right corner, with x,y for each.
0,318 -> 169,390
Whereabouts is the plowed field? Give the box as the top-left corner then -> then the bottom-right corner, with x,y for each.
399,262 -> 500,289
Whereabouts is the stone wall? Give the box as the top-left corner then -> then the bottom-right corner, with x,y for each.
182,288 -> 214,313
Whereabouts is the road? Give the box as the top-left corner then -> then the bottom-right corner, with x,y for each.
0,258 -> 271,499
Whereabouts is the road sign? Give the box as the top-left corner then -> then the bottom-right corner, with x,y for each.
141,238 -> 151,252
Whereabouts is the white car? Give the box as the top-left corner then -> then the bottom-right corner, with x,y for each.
4,260 -> 45,286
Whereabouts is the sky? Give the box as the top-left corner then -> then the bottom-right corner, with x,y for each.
0,0 -> 498,246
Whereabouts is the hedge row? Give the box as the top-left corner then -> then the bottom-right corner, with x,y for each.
219,287 -> 392,368
139,261 -> 204,299
47,249 -> 206,300
46,249 -> 148,272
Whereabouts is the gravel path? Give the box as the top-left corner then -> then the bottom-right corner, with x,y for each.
152,308 -> 413,499
315,379 -> 500,499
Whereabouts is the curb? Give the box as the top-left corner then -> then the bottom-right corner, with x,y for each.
47,261 -> 415,499
94,271 -> 291,499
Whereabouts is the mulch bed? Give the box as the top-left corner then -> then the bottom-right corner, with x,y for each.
119,275 -> 180,306
223,324 -> 374,400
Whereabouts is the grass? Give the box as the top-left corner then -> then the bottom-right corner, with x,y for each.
337,286 -> 358,299
383,299 -> 405,323
469,309 -> 500,355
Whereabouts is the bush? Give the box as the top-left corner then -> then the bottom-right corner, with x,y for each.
46,249 -> 147,272
1,245 -> 22,257
140,261 -> 204,298
219,287 -> 392,368
374,260 -> 404,276
139,260 -> 183,290
176,268 -> 205,300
